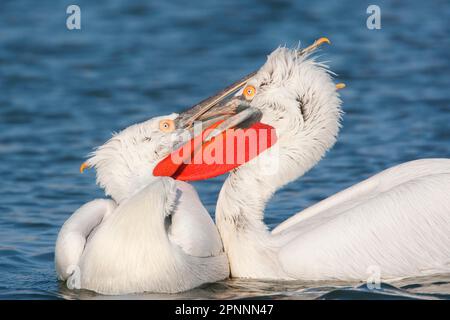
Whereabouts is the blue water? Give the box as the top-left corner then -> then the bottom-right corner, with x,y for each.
1,0 -> 449,299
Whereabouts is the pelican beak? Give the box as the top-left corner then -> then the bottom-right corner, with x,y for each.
299,37 -> 330,55
80,162 -> 90,173
174,75 -> 256,131
175,76 -> 262,138
336,83 -> 346,90
154,89 -> 275,181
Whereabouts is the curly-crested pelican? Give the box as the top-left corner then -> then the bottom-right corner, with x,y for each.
54,100 -> 273,294
158,38 -> 450,281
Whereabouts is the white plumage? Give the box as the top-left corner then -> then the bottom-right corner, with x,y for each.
55,115 -> 229,294
215,47 -> 450,281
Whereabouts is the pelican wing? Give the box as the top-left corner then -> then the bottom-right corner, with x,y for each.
275,159 -> 450,280
168,181 -> 225,258
55,199 -> 117,280
76,178 -> 228,294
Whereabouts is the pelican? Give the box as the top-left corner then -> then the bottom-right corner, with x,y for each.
156,38 -> 450,281
55,112 -> 239,294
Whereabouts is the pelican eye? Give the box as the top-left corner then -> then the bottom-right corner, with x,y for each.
159,119 -> 175,133
243,85 -> 256,101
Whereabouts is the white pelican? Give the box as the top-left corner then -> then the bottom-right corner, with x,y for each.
156,38 -> 450,282
55,112 -> 240,294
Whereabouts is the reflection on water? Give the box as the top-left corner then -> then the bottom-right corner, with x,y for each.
0,0 -> 449,299
56,276 -> 450,300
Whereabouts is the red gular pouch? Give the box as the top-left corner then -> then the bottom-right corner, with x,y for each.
153,121 -> 277,181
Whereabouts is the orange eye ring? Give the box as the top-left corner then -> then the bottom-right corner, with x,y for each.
243,85 -> 256,100
159,119 -> 175,133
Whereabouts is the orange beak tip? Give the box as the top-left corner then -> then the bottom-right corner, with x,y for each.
80,162 -> 89,174
318,37 -> 331,45
336,83 -> 346,90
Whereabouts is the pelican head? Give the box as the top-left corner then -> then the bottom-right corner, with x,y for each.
228,45 -> 344,181
222,41 -> 343,188
210,38 -> 343,150
83,113 -> 185,203
234,46 -> 343,142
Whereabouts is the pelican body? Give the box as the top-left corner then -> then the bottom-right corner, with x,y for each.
55,114 -> 230,294
213,45 -> 450,281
